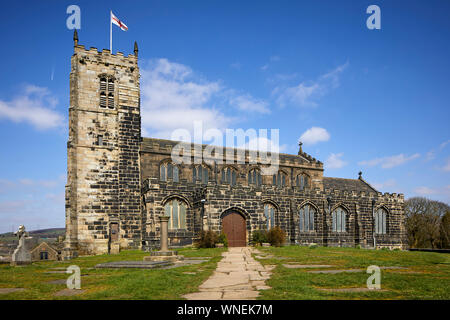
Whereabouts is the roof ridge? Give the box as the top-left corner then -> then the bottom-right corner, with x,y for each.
358,176 -> 379,193
141,137 -> 321,164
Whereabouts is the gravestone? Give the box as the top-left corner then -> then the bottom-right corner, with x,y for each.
11,225 -> 32,266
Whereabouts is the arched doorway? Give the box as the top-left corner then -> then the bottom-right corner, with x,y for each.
222,211 -> 246,247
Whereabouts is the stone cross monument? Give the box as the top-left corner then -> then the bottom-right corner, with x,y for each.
11,225 -> 32,266
143,216 -> 182,262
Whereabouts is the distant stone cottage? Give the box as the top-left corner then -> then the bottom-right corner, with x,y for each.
63,32 -> 406,259
30,242 -> 61,261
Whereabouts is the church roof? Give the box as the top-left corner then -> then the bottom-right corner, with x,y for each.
141,137 -> 322,165
323,177 -> 378,193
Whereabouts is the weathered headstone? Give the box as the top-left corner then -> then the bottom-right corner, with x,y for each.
10,225 -> 32,266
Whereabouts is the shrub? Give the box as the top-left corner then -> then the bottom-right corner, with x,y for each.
252,230 -> 268,246
267,226 -> 286,247
218,232 -> 228,247
196,230 -> 218,248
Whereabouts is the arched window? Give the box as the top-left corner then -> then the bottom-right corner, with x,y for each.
273,171 -> 286,187
375,208 -> 387,234
222,167 -> 237,186
264,203 -> 276,229
164,199 -> 187,229
99,76 -> 114,109
193,165 -> 209,184
296,174 -> 309,190
248,169 -> 262,186
299,204 -> 316,232
332,207 -> 347,232
160,163 -> 179,182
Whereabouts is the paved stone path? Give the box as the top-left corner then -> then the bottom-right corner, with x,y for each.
282,264 -> 333,269
182,247 -> 273,300
0,288 -> 25,294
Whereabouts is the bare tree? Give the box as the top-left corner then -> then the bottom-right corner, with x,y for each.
405,197 -> 449,249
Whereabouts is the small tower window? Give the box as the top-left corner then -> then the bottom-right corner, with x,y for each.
99,76 -> 114,109
97,135 -> 103,146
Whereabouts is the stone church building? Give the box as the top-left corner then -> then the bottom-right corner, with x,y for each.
63,33 -> 406,259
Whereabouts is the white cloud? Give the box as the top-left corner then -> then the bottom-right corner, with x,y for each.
299,127 -> 330,145
274,62 -> 348,108
260,56 -> 280,71
239,136 -> 287,153
414,186 -> 437,195
140,58 -> 270,139
442,157 -> 450,172
229,95 -> 270,114
414,185 -> 450,203
325,153 -> 347,169
358,153 -> 420,169
440,140 -> 450,149
424,139 -> 450,162
0,85 -> 64,130
140,58 -> 231,138
372,179 -> 397,190
230,62 -> 242,70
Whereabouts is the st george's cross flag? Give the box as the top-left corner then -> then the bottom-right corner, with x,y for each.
111,11 -> 128,31
110,11 -> 128,52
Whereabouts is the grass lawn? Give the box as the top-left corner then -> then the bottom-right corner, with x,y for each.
1,246 -> 449,300
0,247 -> 226,300
254,246 -> 450,300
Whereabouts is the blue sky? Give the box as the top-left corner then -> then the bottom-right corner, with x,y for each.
0,0 -> 449,233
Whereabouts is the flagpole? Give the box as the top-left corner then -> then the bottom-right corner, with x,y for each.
110,10 -> 112,53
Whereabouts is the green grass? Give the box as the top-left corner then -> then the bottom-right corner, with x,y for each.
2,246 -> 448,300
0,247 -> 226,300
254,246 -> 450,300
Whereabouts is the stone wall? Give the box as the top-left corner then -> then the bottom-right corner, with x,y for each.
64,42 -> 141,258
140,138 -> 406,250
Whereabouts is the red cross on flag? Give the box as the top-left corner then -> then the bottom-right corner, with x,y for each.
111,11 -> 128,31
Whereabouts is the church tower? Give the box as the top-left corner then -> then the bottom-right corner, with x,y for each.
64,31 -> 142,258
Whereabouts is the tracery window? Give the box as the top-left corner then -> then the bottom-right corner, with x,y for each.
222,167 -> 237,186
160,163 -> 179,182
164,199 -> 187,229
193,165 -> 209,184
299,204 -> 316,232
272,171 -> 286,187
248,169 -> 262,186
296,174 -> 309,190
264,203 -> 276,230
332,207 -> 347,233
375,208 -> 387,234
